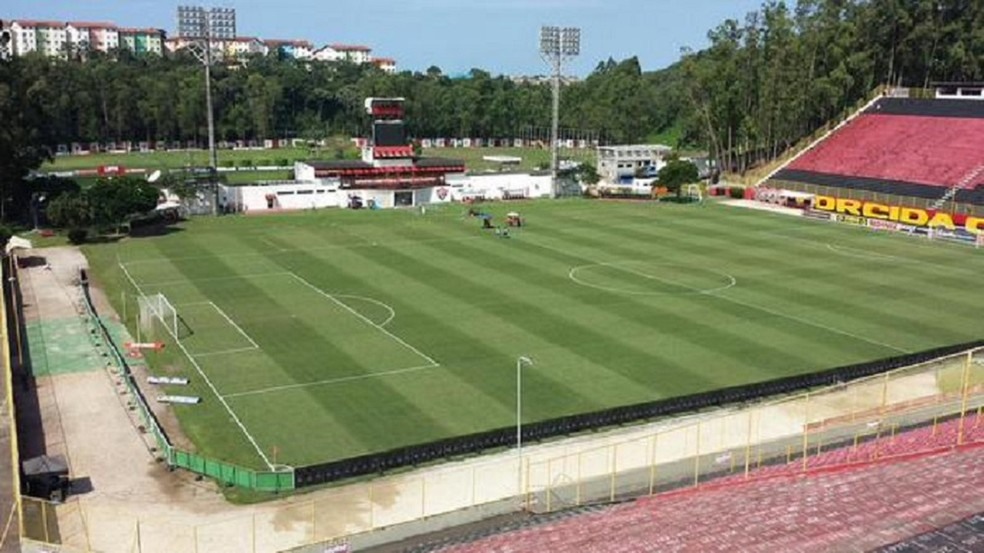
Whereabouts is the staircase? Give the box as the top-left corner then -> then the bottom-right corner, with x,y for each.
930,163 -> 984,211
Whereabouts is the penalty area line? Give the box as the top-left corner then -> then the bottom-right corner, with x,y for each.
223,363 -> 441,399
192,346 -> 259,358
135,271 -> 292,288
209,301 -> 260,349
288,271 -> 439,367
119,262 -> 276,470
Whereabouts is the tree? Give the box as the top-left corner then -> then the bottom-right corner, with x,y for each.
0,224 -> 12,252
0,57 -> 53,222
578,161 -> 601,185
46,192 -> 93,229
657,159 -> 699,197
85,178 -> 160,230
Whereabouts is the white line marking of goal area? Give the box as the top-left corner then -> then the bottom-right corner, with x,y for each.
223,363 -> 440,399
137,271 -> 292,288
193,346 -> 259,358
208,301 -> 260,349
119,263 -> 275,470
288,272 -> 440,367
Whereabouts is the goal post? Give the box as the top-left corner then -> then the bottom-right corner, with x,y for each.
684,183 -> 703,204
139,293 -> 178,339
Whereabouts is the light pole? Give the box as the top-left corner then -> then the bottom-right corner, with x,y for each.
177,6 -> 236,215
516,355 -> 533,497
539,26 -> 580,198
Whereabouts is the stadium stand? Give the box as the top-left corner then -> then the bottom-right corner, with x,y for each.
772,98 -> 984,206
873,513 -> 984,552
427,414 -> 984,552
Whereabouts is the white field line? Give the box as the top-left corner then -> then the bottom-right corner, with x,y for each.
119,263 -> 275,469
527,236 -> 909,355
824,243 -> 900,261
120,234 -> 486,267
137,271 -> 291,288
613,260 -> 909,354
258,236 -> 288,252
173,301 -> 213,308
336,294 -> 396,327
288,271 -> 440,367
620,262 -> 908,354
209,301 -> 259,349
224,363 -> 441,399
193,346 -> 259,358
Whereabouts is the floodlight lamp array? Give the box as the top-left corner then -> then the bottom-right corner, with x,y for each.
177,5 -> 208,38
539,26 -> 560,55
561,27 -> 580,56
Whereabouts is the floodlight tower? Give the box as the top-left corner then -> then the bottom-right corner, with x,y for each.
539,26 -> 580,198
177,6 -> 236,214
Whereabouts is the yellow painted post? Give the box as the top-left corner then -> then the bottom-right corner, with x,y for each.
368,484 -> 374,529
471,466 -> 477,506
853,433 -> 860,451
136,519 -> 142,553
801,393 -> 810,471
744,411 -> 753,479
694,422 -> 702,487
420,478 -> 426,518
79,501 -> 92,552
41,501 -> 48,542
786,444 -> 792,463
311,500 -> 317,541
252,513 -> 257,553
757,448 -> 762,468
546,458 -> 553,513
610,445 -> 617,503
851,384 -> 858,422
524,458 -> 532,511
933,416 -> 939,436
880,372 -> 889,412
648,434 -> 658,496
957,352 -> 972,445
576,452 -> 583,506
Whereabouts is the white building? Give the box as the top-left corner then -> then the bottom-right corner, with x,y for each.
224,37 -> 268,58
313,43 -> 372,64
264,39 -> 314,60
10,20 -> 68,57
9,20 -> 163,58
597,144 -> 673,184
66,21 -> 119,54
372,57 -> 397,74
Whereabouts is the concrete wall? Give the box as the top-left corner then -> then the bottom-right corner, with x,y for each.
447,173 -> 552,200
221,182 -> 341,212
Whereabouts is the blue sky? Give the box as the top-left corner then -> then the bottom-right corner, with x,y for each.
4,0 -> 764,75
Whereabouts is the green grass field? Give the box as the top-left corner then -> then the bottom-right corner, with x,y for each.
82,200 -> 984,470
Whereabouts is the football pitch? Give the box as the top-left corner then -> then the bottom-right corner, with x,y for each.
83,200 -> 984,470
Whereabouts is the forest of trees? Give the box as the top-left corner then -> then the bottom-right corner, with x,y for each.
3,0 -> 984,223
5,51 -> 674,147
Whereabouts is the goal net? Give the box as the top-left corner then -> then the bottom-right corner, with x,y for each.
138,293 -> 179,340
684,184 -> 703,203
